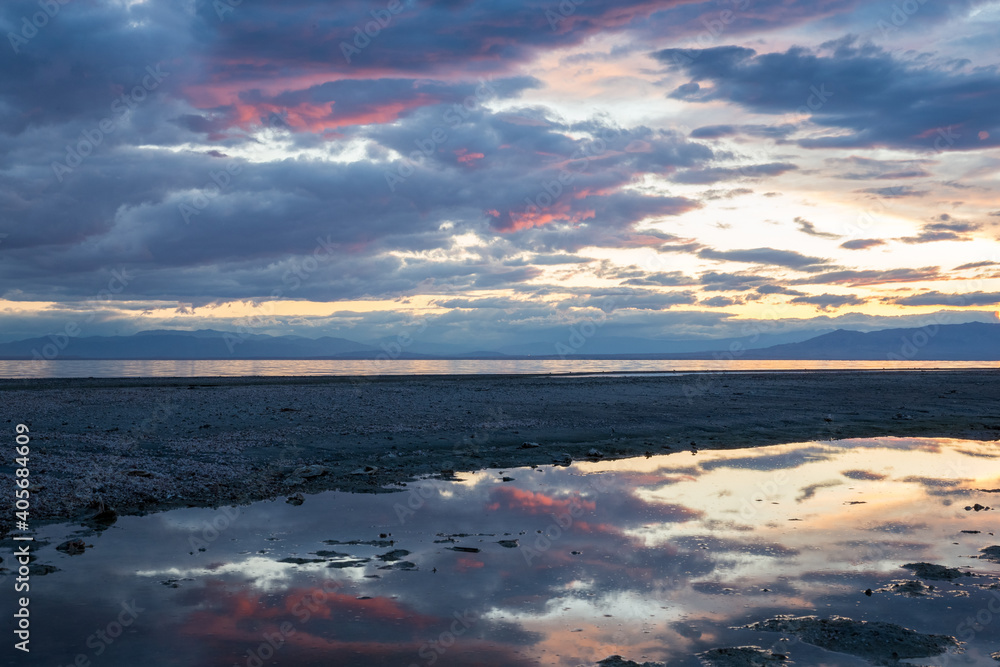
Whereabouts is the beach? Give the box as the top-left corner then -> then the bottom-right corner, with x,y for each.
2,370 -> 998,529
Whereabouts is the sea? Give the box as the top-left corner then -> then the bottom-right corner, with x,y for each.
1,358 -> 998,378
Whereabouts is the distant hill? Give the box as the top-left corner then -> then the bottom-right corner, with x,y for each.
0,329 -> 376,360
0,322 -> 996,360
734,322 -> 1000,360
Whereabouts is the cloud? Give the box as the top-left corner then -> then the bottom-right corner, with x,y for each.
858,186 -> 928,198
698,247 -> 830,272
897,215 -> 982,244
790,293 -> 867,310
882,291 -> 1000,307
756,284 -> 806,296
700,296 -> 741,307
840,239 -> 886,250
652,38 -> 1000,151
953,261 -> 999,270
671,162 -> 797,184
825,156 -> 933,180
791,267 -> 940,286
794,217 -> 839,239
689,123 -> 797,139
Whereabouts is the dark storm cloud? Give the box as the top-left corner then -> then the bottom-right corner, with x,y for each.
0,71 -> 727,301
653,38 -> 1000,150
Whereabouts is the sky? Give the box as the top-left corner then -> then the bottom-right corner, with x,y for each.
1,0 -> 999,348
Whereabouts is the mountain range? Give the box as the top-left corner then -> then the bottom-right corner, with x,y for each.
0,322 -> 996,360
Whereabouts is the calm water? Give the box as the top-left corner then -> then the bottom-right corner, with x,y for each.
2,358 -> 999,378
5,437 -> 999,666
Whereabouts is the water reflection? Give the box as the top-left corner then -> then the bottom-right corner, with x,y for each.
5,437 -> 999,665
2,358 -> 999,378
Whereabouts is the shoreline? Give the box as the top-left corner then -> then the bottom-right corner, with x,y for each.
2,370 -> 998,532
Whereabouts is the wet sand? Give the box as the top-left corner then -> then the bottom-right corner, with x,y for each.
1,370 -> 998,529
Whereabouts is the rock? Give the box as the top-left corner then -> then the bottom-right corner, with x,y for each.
597,655 -> 666,667
294,464 -> 326,478
377,549 -> 411,562
56,539 -> 88,556
501,476 -> 515,482
449,546 -> 480,553
378,560 -> 417,570
497,539 -> 519,548
350,465 -> 378,475
278,557 -> 325,564
979,546 -> 1000,562
83,501 -> 118,528
744,615 -> 958,666
901,562 -> 970,580
696,646 -> 787,666
286,493 -> 305,505
326,559 -> 370,569
519,441 -> 540,448
877,580 -> 935,597
587,448 -> 604,458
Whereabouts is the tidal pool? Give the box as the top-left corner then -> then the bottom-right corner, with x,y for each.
5,437 -> 1000,666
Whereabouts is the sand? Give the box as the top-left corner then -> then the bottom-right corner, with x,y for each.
1,370 -> 998,530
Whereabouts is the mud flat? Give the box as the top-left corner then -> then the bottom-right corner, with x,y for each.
1,370 -> 998,528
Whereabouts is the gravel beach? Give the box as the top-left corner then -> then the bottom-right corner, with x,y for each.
2,370 -> 998,531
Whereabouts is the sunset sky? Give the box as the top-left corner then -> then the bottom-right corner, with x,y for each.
1,0 -> 999,347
